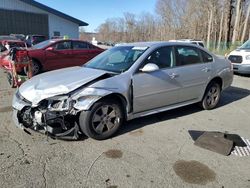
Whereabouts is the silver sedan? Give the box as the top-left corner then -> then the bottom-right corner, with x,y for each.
12,42 -> 233,140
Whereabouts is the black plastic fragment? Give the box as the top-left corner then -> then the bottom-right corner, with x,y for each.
23,128 -> 32,135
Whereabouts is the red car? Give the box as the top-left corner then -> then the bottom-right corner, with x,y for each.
27,39 -> 104,75
0,40 -> 27,70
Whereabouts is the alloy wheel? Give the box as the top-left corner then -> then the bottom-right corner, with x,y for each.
91,105 -> 120,135
32,62 -> 40,75
206,85 -> 220,107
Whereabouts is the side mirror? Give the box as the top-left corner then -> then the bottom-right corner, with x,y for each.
140,63 -> 159,73
46,46 -> 55,51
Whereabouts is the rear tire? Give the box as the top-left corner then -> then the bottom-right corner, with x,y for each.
200,82 -> 221,110
79,99 -> 124,140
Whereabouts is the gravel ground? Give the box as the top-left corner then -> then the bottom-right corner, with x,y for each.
0,69 -> 250,188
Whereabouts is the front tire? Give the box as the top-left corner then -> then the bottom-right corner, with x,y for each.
79,99 -> 124,140
200,82 -> 221,110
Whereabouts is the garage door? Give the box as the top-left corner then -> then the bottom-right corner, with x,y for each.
0,9 -> 49,37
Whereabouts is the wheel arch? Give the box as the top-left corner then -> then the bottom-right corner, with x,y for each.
202,76 -> 223,100
208,77 -> 223,89
31,58 -> 43,68
96,93 -> 128,119
75,92 -> 129,119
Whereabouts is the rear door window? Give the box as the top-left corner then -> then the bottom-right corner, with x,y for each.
54,41 -> 71,50
198,42 -> 204,47
175,46 -> 203,66
200,50 -> 213,62
72,41 -> 89,49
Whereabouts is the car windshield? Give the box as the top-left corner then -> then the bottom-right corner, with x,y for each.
239,40 -> 250,49
84,46 -> 148,73
32,40 -> 55,49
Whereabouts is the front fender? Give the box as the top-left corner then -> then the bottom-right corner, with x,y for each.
72,87 -> 113,111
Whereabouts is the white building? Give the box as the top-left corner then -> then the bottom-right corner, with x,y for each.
0,0 -> 88,39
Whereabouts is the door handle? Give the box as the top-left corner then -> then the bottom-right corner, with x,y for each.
169,73 -> 179,79
202,67 -> 211,72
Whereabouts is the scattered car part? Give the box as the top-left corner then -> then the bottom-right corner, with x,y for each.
194,132 -> 234,156
25,35 -> 46,47
189,130 -> 248,156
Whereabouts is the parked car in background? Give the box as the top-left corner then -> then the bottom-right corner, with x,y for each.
26,39 -> 104,75
0,40 -> 27,70
0,35 -> 18,51
10,34 -> 26,41
1,40 -> 26,51
169,39 -> 205,47
12,42 -> 233,140
0,35 -> 17,41
25,35 -> 46,47
227,40 -> 250,74
51,36 -> 64,39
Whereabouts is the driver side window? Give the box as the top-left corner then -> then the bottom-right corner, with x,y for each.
143,46 -> 174,69
54,41 -> 71,50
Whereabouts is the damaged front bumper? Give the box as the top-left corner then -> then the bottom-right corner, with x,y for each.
12,91 -> 80,139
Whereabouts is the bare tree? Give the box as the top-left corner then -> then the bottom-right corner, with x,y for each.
95,0 -> 250,51
232,0 -> 243,43
241,2 -> 250,42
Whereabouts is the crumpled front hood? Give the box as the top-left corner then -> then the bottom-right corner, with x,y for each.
19,66 -> 108,105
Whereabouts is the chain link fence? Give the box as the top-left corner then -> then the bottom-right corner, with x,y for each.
207,41 -> 243,55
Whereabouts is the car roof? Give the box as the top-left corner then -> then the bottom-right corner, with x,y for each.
2,40 -> 24,43
49,39 -> 90,43
0,35 -> 17,40
28,35 -> 45,37
116,41 -> 202,48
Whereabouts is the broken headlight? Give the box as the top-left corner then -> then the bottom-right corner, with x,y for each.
39,96 -> 75,112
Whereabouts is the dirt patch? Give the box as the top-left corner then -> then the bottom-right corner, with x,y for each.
0,90 -> 13,97
104,149 -> 123,159
129,129 -> 144,136
0,106 -> 12,113
173,160 -> 216,185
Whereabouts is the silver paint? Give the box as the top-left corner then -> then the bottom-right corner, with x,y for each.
12,42 -> 234,128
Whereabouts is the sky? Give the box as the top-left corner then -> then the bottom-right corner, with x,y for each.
36,0 -> 157,32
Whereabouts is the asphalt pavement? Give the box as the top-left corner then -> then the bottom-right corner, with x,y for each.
0,69 -> 250,188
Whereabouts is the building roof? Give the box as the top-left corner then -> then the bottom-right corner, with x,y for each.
19,0 -> 88,26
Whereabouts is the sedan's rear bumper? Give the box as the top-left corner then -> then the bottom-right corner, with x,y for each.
233,63 -> 250,74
